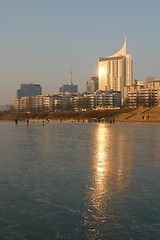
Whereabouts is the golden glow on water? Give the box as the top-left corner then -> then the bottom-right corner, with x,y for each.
93,124 -> 110,207
82,124 -> 111,238
82,123 -> 134,238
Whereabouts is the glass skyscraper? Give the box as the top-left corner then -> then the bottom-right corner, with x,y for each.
17,83 -> 42,99
98,35 -> 133,101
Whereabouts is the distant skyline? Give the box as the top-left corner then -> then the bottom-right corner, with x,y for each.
1,0 -> 160,105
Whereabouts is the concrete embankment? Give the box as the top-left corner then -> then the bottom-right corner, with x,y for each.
114,107 -> 160,123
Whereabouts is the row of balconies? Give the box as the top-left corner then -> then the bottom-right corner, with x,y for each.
127,89 -> 160,108
13,92 -> 121,112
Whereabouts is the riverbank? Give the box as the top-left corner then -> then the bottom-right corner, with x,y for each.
113,107 -> 160,123
1,107 -> 160,123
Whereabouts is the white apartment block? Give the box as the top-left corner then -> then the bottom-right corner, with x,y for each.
98,35 -> 133,102
13,91 -> 121,113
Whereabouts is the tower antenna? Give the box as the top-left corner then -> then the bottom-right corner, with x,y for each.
70,68 -> 73,85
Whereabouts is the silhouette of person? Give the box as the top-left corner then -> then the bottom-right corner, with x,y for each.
15,119 -> 18,125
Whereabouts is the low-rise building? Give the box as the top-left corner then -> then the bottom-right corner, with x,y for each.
127,88 -> 160,108
13,91 -> 121,112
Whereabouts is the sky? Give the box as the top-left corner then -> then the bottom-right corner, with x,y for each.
0,0 -> 160,105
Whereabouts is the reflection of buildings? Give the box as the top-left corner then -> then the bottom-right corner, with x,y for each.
82,123 -> 134,239
98,35 -> 133,102
92,124 -> 110,210
82,124 -> 111,239
81,124 -> 134,240
88,124 -> 133,211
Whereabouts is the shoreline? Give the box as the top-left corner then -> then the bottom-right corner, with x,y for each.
1,118 -> 160,124
1,107 -> 160,123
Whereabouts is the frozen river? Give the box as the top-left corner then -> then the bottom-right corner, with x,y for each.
0,121 -> 160,239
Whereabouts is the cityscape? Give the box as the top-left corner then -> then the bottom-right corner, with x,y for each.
1,2 -> 160,240
10,35 -> 160,113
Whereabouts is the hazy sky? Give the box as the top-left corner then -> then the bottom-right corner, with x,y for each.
1,0 -> 160,105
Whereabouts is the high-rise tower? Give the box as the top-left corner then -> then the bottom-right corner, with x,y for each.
98,35 -> 133,102
17,83 -> 42,99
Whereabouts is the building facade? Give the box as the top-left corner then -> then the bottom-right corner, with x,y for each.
13,91 -> 121,113
86,76 -> 98,93
98,35 -> 133,102
59,84 -> 78,93
123,79 -> 160,108
127,89 -> 160,108
17,83 -> 42,99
